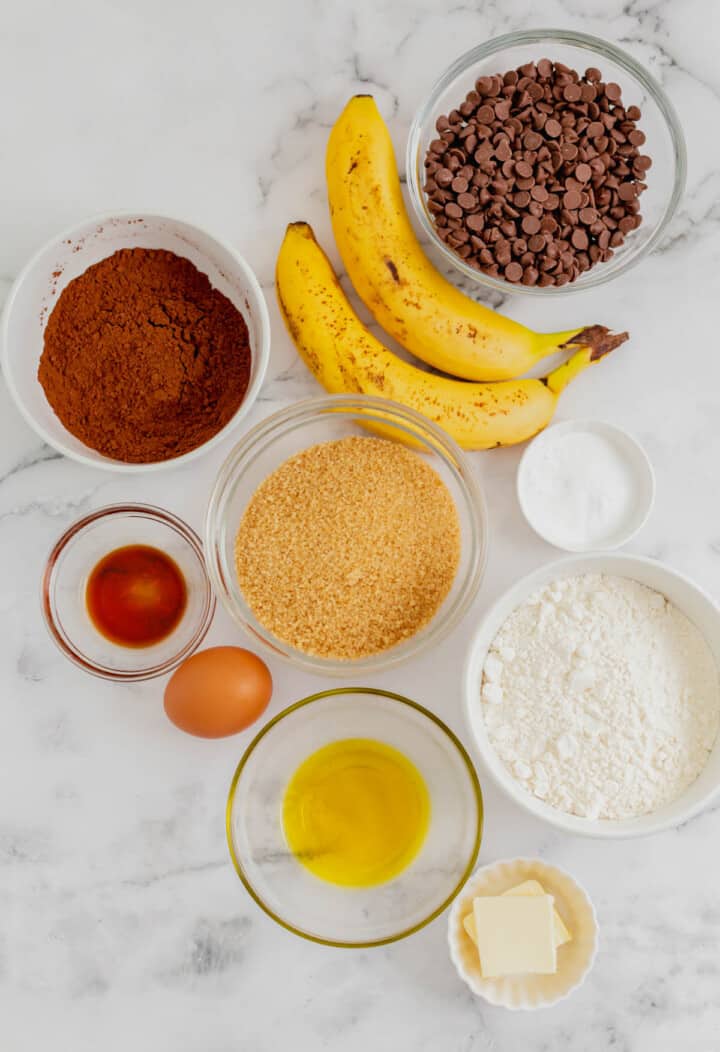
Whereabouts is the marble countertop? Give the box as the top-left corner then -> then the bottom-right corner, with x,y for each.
2,1 -> 719,1049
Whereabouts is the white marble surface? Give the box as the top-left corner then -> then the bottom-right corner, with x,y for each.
2,1 -> 719,1048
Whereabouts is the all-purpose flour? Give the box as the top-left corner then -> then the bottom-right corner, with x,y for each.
481,574 -> 720,820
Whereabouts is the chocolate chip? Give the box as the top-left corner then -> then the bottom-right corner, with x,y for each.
605,82 -> 622,102
545,119 -> 562,138
563,189 -> 582,209
451,176 -> 469,193
617,182 -> 637,201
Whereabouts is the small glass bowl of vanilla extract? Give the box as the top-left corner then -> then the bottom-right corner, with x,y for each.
42,504 -> 215,681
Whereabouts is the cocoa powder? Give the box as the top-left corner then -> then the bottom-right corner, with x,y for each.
38,248 -> 251,462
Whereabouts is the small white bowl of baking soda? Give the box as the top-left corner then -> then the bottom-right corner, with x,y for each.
517,419 -> 655,552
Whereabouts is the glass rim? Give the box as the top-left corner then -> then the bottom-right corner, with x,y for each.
406,27 -> 687,297
41,502 -> 216,681
225,686 -> 484,947
205,393 -> 489,675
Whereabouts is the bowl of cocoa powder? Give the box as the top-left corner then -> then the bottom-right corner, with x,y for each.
407,30 -> 685,294
0,212 -> 270,470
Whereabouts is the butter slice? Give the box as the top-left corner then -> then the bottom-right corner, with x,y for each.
463,879 -> 571,948
472,894 -> 556,978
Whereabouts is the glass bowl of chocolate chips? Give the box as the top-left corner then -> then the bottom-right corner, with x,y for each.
407,29 -> 685,294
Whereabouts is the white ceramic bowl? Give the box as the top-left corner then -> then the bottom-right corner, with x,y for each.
448,857 -> 598,1009
0,212 -> 270,472
464,554 -> 720,837
517,420 -> 655,552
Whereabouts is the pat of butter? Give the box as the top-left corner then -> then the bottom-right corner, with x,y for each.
463,879 -> 571,948
472,894 -> 556,978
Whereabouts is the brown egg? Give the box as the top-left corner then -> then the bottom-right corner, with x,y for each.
164,646 -> 272,738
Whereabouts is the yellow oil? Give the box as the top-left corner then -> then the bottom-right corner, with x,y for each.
282,738 -> 431,887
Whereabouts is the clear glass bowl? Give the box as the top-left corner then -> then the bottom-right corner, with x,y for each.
205,394 -> 488,675
407,29 -> 686,296
226,688 -> 483,946
42,504 -> 215,681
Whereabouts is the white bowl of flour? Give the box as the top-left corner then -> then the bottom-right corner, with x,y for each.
464,554 -> 720,837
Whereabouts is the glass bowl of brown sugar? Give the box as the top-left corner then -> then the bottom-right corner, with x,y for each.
406,29 -> 686,295
205,395 -> 488,675
1,212 -> 270,471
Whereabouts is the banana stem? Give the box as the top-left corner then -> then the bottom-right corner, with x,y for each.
545,347 -> 594,395
537,324 -> 629,360
545,326 -> 628,394
534,329 -> 585,356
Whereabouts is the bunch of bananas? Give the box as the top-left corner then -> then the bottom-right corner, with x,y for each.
276,96 -> 628,450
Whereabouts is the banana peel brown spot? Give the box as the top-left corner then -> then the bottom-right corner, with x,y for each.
385,259 -> 400,283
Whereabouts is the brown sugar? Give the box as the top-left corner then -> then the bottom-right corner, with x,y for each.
234,436 -> 461,659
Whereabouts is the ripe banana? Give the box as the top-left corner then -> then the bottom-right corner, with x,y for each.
326,95 -> 626,382
276,223 -> 623,450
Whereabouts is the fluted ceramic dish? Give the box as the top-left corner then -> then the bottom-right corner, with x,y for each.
448,857 -> 598,1009
226,688 -> 483,947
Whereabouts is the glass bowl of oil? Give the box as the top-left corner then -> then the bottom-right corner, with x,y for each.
41,503 -> 215,681
226,687 -> 483,946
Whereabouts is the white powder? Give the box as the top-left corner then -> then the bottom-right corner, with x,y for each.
520,430 -> 640,549
481,574 -> 720,820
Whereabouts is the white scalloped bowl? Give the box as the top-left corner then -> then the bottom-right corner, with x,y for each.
448,857 -> 598,1009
